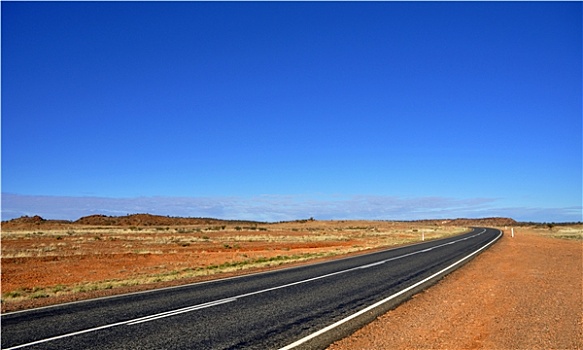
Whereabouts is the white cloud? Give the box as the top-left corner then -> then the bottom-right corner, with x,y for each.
1,193 -> 580,223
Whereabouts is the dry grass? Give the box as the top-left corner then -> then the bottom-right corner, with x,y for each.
514,224 -> 582,241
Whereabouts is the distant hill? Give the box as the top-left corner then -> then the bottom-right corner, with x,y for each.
73,214 -> 263,226
2,214 -> 519,230
1,214 -> 263,230
1,215 -> 71,228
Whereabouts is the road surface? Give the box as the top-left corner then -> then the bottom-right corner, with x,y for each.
1,227 -> 502,350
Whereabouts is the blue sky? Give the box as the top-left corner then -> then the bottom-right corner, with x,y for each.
2,2 -> 581,222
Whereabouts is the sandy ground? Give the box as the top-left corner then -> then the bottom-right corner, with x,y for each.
328,229 -> 582,350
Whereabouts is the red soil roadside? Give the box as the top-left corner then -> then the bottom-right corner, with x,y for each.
328,229 -> 582,350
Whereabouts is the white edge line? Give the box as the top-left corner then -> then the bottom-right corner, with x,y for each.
2,228 -> 476,316
278,229 -> 502,350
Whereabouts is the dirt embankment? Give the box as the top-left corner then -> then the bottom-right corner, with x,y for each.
328,228 -> 582,350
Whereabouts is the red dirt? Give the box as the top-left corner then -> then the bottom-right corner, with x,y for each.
1,231 -> 358,299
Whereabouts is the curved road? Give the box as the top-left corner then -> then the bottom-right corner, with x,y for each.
1,227 -> 502,350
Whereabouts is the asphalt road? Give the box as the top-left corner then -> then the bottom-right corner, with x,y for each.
1,227 -> 502,350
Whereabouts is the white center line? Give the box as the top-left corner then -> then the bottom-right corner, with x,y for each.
127,298 -> 237,325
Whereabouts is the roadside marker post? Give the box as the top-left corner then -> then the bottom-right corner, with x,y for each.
511,227 -> 514,238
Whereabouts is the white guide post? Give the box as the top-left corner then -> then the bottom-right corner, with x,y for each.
511,227 -> 514,238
